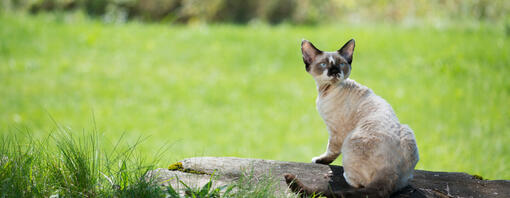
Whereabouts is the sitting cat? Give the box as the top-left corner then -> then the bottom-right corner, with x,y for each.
285,39 -> 419,198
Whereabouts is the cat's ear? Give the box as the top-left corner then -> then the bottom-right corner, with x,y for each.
301,39 -> 322,71
338,39 -> 355,64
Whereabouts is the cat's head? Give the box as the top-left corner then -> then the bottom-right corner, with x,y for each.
301,39 -> 355,84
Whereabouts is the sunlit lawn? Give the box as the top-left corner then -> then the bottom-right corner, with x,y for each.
1,13 -> 509,179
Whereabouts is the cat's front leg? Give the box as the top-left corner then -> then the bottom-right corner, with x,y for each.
312,136 -> 342,165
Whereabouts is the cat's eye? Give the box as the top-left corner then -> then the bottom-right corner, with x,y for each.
320,63 -> 327,67
340,63 -> 345,67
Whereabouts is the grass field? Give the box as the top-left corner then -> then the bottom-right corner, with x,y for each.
1,12 -> 509,182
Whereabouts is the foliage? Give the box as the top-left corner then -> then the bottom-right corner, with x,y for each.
175,172 -> 224,198
0,127 -> 301,197
0,126 -> 167,197
1,0 -> 509,24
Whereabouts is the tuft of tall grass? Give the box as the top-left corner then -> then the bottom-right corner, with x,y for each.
0,125 -> 167,197
0,129 -> 50,197
0,125 -> 301,197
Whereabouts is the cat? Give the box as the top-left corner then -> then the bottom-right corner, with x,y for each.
284,39 -> 419,198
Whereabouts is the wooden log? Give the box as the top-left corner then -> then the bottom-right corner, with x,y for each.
147,157 -> 510,197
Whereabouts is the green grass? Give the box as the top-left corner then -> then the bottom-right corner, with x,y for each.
1,12 -> 509,181
0,128 -> 294,197
0,128 -> 166,197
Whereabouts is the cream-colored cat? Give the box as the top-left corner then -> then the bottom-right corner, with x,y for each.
285,39 -> 419,197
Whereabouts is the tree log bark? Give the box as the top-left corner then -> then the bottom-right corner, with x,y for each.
147,157 -> 510,197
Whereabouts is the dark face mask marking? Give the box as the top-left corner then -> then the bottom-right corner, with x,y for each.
301,39 -> 355,80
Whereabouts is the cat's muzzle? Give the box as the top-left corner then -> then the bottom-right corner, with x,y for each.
327,68 -> 343,79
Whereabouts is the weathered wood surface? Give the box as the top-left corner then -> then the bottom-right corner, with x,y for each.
147,157 -> 510,197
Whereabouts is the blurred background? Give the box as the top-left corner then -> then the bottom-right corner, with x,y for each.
1,0 -> 509,180
2,0 -> 510,24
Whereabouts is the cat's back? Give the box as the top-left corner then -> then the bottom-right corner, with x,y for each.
356,89 -> 403,138
341,79 -> 402,136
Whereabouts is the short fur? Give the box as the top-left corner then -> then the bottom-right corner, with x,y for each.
286,39 -> 419,198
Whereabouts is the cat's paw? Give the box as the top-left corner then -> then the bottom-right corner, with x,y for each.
312,156 -> 332,165
311,156 -> 321,163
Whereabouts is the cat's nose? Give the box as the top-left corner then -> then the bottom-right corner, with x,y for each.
329,67 -> 340,75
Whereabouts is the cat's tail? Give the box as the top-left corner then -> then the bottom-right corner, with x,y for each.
284,173 -> 392,198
